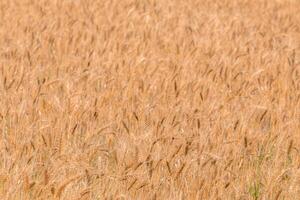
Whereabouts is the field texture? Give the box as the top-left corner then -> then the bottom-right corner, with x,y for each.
0,0 -> 300,199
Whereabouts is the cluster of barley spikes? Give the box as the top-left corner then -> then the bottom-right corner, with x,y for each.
0,0 -> 299,199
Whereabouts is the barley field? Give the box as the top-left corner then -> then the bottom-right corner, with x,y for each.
0,0 -> 300,199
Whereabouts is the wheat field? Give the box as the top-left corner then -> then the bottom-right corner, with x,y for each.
0,0 -> 300,199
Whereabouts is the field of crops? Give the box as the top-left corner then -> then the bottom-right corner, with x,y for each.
0,0 -> 299,199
